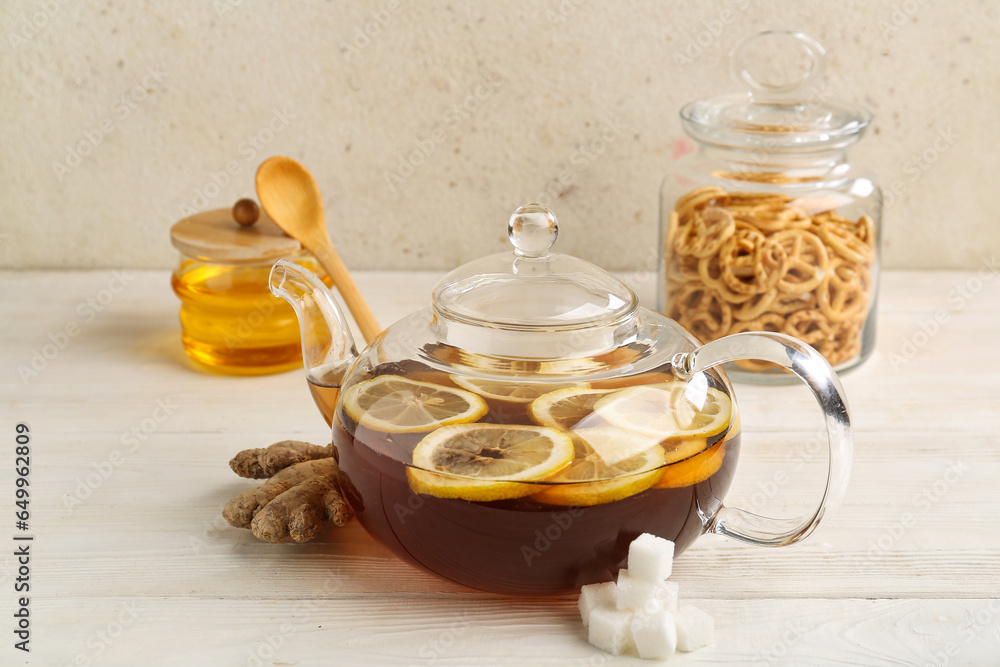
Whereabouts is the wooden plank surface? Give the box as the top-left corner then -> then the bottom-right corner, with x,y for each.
1,269 -> 999,666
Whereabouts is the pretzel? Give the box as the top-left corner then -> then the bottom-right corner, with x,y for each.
717,223 -> 788,296
782,309 -> 834,346
817,319 -> 864,366
816,218 -> 874,264
696,255 -> 758,304
856,215 -> 876,245
771,290 -> 817,314
666,254 -> 701,284
817,259 -> 871,323
674,206 -> 737,258
663,186 -> 876,371
729,312 -> 785,335
738,201 -> 812,234
771,229 -> 829,295
668,282 -> 733,343
732,290 -> 778,321
674,187 -> 727,217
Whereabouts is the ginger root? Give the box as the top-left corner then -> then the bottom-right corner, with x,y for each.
223,443 -> 353,543
229,440 -> 334,479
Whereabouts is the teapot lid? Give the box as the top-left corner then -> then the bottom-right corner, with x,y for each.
432,204 -> 639,339
681,31 -> 872,151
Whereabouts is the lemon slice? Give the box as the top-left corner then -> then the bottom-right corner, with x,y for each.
660,436 -> 712,465
342,375 -> 488,433
656,441 -> 726,489
658,413 -> 739,488
451,376 -> 587,404
590,372 -> 676,390
528,387 -> 617,430
571,427 -> 666,466
594,381 -> 732,440
407,423 -> 575,501
533,428 -> 667,506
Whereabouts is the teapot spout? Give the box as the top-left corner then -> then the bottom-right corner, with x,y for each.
269,259 -> 358,385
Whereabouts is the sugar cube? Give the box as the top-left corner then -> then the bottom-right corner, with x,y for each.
578,581 -> 617,627
616,569 -> 655,610
587,607 -> 636,656
638,596 -> 664,616
617,570 -> 679,612
654,580 -> 679,612
675,604 -> 714,652
627,533 -> 675,582
630,609 -> 678,659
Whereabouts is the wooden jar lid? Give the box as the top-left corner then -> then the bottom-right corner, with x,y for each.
170,208 -> 301,262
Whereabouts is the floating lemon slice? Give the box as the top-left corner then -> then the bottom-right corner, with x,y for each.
660,436 -> 712,465
656,440 -> 726,489
342,375 -> 488,434
658,413 -> 739,488
594,382 -> 732,440
528,386 -> 616,431
407,423 -> 575,502
590,372 -> 676,390
533,427 -> 667,506
451,376 -> 586,404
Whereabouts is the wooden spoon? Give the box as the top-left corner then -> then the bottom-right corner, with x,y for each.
255,156 -> 381,343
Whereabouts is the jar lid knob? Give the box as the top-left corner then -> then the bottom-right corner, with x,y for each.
232,198 -> 262,227
508,203 -> 558,258
730,31 -> 826,104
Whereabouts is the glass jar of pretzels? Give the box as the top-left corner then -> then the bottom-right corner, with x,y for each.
659,31 -> 880,382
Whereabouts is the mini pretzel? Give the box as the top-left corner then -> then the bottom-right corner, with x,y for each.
740,202 -> 812,234
670,282 -> 733,343
783,309 -> 834,346
812,209 -> 855,226
674,186 -> 727,217
718,223 -> 788,296
729,312 -> 785,335
666,254 -> 701,284
818,319 -> 864,366
674,206 -> 736,258
816,218 -> 874,264
697,255 -> 758,304
732,290 -> 778,321
771,290 -> 818,314
856,214 -> 876,245
772,229 -> 829,295
817,259 -> 871,323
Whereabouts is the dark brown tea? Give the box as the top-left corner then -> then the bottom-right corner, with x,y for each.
332,362 -> 740,594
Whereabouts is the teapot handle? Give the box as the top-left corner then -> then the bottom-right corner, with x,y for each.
672,332 -> 853,547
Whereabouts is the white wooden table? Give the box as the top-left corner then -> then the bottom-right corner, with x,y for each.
2,269 -> 999,666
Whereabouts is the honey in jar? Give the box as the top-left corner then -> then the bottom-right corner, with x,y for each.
170,204 -> 329,375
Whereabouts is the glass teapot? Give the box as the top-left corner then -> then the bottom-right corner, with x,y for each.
271,204 -> 852,595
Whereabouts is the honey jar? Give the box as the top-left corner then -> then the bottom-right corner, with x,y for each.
659,31 -> 881,381
170,202 -> 329,375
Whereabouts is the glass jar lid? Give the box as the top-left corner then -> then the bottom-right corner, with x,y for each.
680,31 -> 872,151
432,204 -> 639,332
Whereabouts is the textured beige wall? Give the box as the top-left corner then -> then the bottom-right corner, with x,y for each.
1,0 -> 997,271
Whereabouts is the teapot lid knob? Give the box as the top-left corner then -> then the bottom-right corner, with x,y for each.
508,203 -> 558,258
